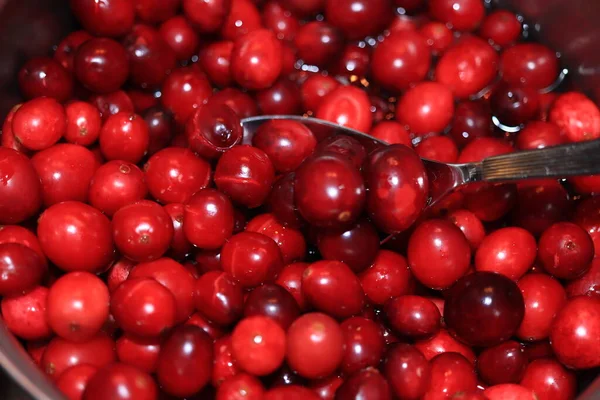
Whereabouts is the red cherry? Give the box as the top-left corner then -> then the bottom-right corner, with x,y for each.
199,41 -> 234,87
1,286 -> 51,340
106,258 -> 135,292
324,0 -> 392,40
315,134 -> 368,169
216,373 -> 265,400
0,148 -> 42,224
12,97 -> 66,151
419,22 -> 453,55
414,329 -> 476,364
302,260 -> 365,318
286,313 -> 344,379
516,273 -> 567,341
156,326 -> 213,397
500,43 -> 559,90
385,295 -> 441,338
446,209 -> 485,249
275,262 -> 309,310
74,38 -> 129,94
424,352 -> 478,399
90,90 -> 135,121
257,78 -> 302,115
143,107 -> 174,156
38,201 -> 115,272
213,335 -> 240,386
449,100 -> 493,148
244,284 -> 300,330
64,101 -> 102,146
369,121 -> 412,147
161,65 -> 213,125
134,0 -> 180,24
41,333 -> 116,380
99,112 -> 149,164
83,363 -> 157,400
186,312 -> 226,339
159,16 -> 200,61
538,222 -> 594,279
475,227 -> 536,281
371,31 -> 431,92
1,104 -> 31,155
265,385 -> 321,400
512,180 -> 570,236
573,196 -> 600,256
340,317 -> 384,375
231,29 -> 282,90
262,1 -> 300,42
294,21 -> 343,68
18,57 -> 73,103
56,364 -> 98,400
220,0 -> 262,40
116,333 -> 160,374
480,10 -> 522,47
416,135 -> 459,163
397,82 -> 455,135
183,188 -> 234,250
47,272 -> 109,342
520,358 -> 577,400
566,257 -> 600,298
186,103 -> 243,160
550,91 -> 600,142
231,315 -> 286,376
384,343 -> 431,400
89,161 -> 147,217
111,277 -> 177,337
429,0 -> 484,31
300,74 -> 340,112
484,384 -> 537,400
0,225 -> 47,268
194,271 -> 244,326
477,340 -> 528,385
435,36 -> 499,99
246,213 -> 306,264
359,250 -> 413,305
183,0 -> 231,33
207,87 -> 259,118
516,121 -> 565,150
112,200 -> 174,262
54,30 -> 93,73
335,368 -> 391,400
550,295 -> 600,369
70,0 -> 135,37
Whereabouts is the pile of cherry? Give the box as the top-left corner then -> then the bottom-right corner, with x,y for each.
1,0 -> 600,399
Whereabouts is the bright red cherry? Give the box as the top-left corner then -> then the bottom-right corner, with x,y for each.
324,0 -> 392,40
64,101 -> 102,146
99,112 -> 149,164
550,92 -> 600,142
89,161 -> 147,217
0,148 -> 42,224
56,364 -> 98,400
414,329 -> 476,364
340,317 -> 384,375
480,10 -> 522,47
316,85 -> 373,133
396,82 -> 455,135
1,286 -> 51,341
18,57 -> 73,103
385,295 -> 441,338
231,29 -> 282,90
159,16 -> 200,61
484,384 -> 537,400
0,243 -> 45,297
184,189 -> 235,250
246,213 -> 306,264
194,271 -> 244,326
566,257 -> 600,298
82,363 -> 157,400
538,222 -> 594,279
116,333 -> 160,374
424,352 -> 478,399
500,43 -> 559,90
161,65 -> 213,125
429,0 -> 485,31
384,343 -> 431,400
520,358 -> 577,400
70,0 -> 135,37
359,250 -> 414,305
11,97 -> 66,151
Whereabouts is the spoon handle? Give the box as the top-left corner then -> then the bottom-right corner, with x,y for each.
480,139 -> 600,182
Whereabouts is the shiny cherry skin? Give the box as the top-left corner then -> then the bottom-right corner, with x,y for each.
449,100 -> 493,148
11,97 -> 66,151
369,121 -> 412,147
315,134 -> 368,169
359,250 -> 413,305
220,0 -> 262,40
111,277 -> 177,337
384,343 -> 431,400
207,87 -> 258,118
256,78 -> 302,115
262,1 -> 299,42
129,258 -> 196,323
416,136 -> 459,163
447,209 -> 486,249
325,0 -> 392,40
123,24 -> 177,89
294,21 -> 343,67
70,0 -> 134,37
550,295 -> 600,369
231,315 -> 286,376
480,10 -> 522,47
300,74 -> 340,112
231,29 -> 282,90
335,368 -> 391,400
54,30 -> 93,73
265,385 -> 321,400
18,57 -> 73,103
429,0 -> 484,31
566,257 -> 600,298
302,260 -> 365,319
484,384 -> 537,400
161,65 -> 213,125
32,144 -> 98,207
252,120 -> 317,174
216,373 -> 265,400
1,104 -> 30,154
199,41 -> 234,87
385,295 -> 441,338
183,0 -> 231,33
424,352 -> 478,399
0,148 -> 42,224
477,341 -> 527,385
414,329 -> 476,364
573,196 -> 600,255
88,161 -> 147,217
512,180 -> 570,236
317,218 -> 379,273
0,243 -> 45,297
408,219 -> 471,289
340,317 -> 384,375
295,152 -> 365,228
186,102 -> 243,160
520,358 -> 577,400
244,284 -> 300,330
475,227 -> 536,281
364,145 -> 429,234
267,173 -> 305,229
286,313 -> 344,379
213,335 -> 241,386
221,232 -> 284,288
435,36 -> 499,99
186,312 -> 226,339
500,43 -> 559,90
143,107 -> 174,156
64,101 -> 102,146
99,112 -> 149,164
371,31 -> 431,92
194,271 -> 244,326
144,147 -> 211,204
490,85 -> 540,127
397,82 -> 454,135
275,262 -> 309,310
56,364 -> 98,400
0,225 -> 47,267
516,273 -> 567,341
194,249 -> 223,274
116,333 -> 160,374
1,286 -> 51,340
89,90 -> 135,121
41,333 -> 116,380
74,38 -> 129,94
419,22 -> 453,55
215,145 -> 275,208
316,85 -> 373,133
134,0 -> 180,23
82,363 -> 156,400
184,189 -> 235,250
444,271 -> 525,347
112,200 -> 174,262
159,16 -> 200,61
516,121 -> 565,150
246,213 -> 306,264
37,201 -> 115,272
538,222 -> 594,279
47,272 -> 109,342
157,326 -> 213,397
550,92 -> 600,142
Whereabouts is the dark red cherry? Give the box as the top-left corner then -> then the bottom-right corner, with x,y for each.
477,340 -> 528,385
500,43 -> 559,90
383,344 -> 431,400
70,0 -> 135,37
294,21 -> 343,68
244,284 -> 300,330
335,368 -> 392,400
74,38 -> 129,94
490,85 -> 540,127
340,317 -> 384,375
384,295 -> 441,338
18,57 -> 73,103
186,103 -> 242,160
538,222 -> 594,280
194,271 -> 244,326
324,0 -> 392,40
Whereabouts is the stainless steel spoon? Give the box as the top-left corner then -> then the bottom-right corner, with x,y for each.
241,114 -> 600,209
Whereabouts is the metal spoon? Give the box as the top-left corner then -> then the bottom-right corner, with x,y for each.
241,114 -> 600,209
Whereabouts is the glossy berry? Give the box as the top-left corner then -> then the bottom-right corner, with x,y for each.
316,85 -> 373,133
99,112 -> 149,164
18,57 -> 73,103
161,65 -> 213,125
231,29 -> 282,90
116,333 -> 160,374
340,317 -> 384,375
550,92 -> 600,142
424,352 -> 478,399
384,343 -> 431,400
480,10 -> 522,47
82,363 -> 157,400
396,82 -> 455,135
56,364 -> 98,400
231,316 -> 286,376
0,148 -> 42,224
294,21 -> 343,68
185,103 -> 243,160
89,161 -> 148,217
324,0 -> 392,40
538,222 -> 594,279
335,368 -> 391,400
246,213 -> 306,265
74,38 -> 129,94
244,284 -> 300,330
64,101 -> 102,146
520,358 -> 577,400
184,189 -> 235,250
70,0 -> 135,37
1,286 -> 51,340
500,43 -> 559,90
429,0 -> 485,31
11,97 -> 66,151
194,271 -> 244,326
385,295 -> 441,338
216,373 -> 265,400
359,250 -> 413,305
477,340 -> 528,385
159,16 -> 200,61
0,243 -> 45,297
